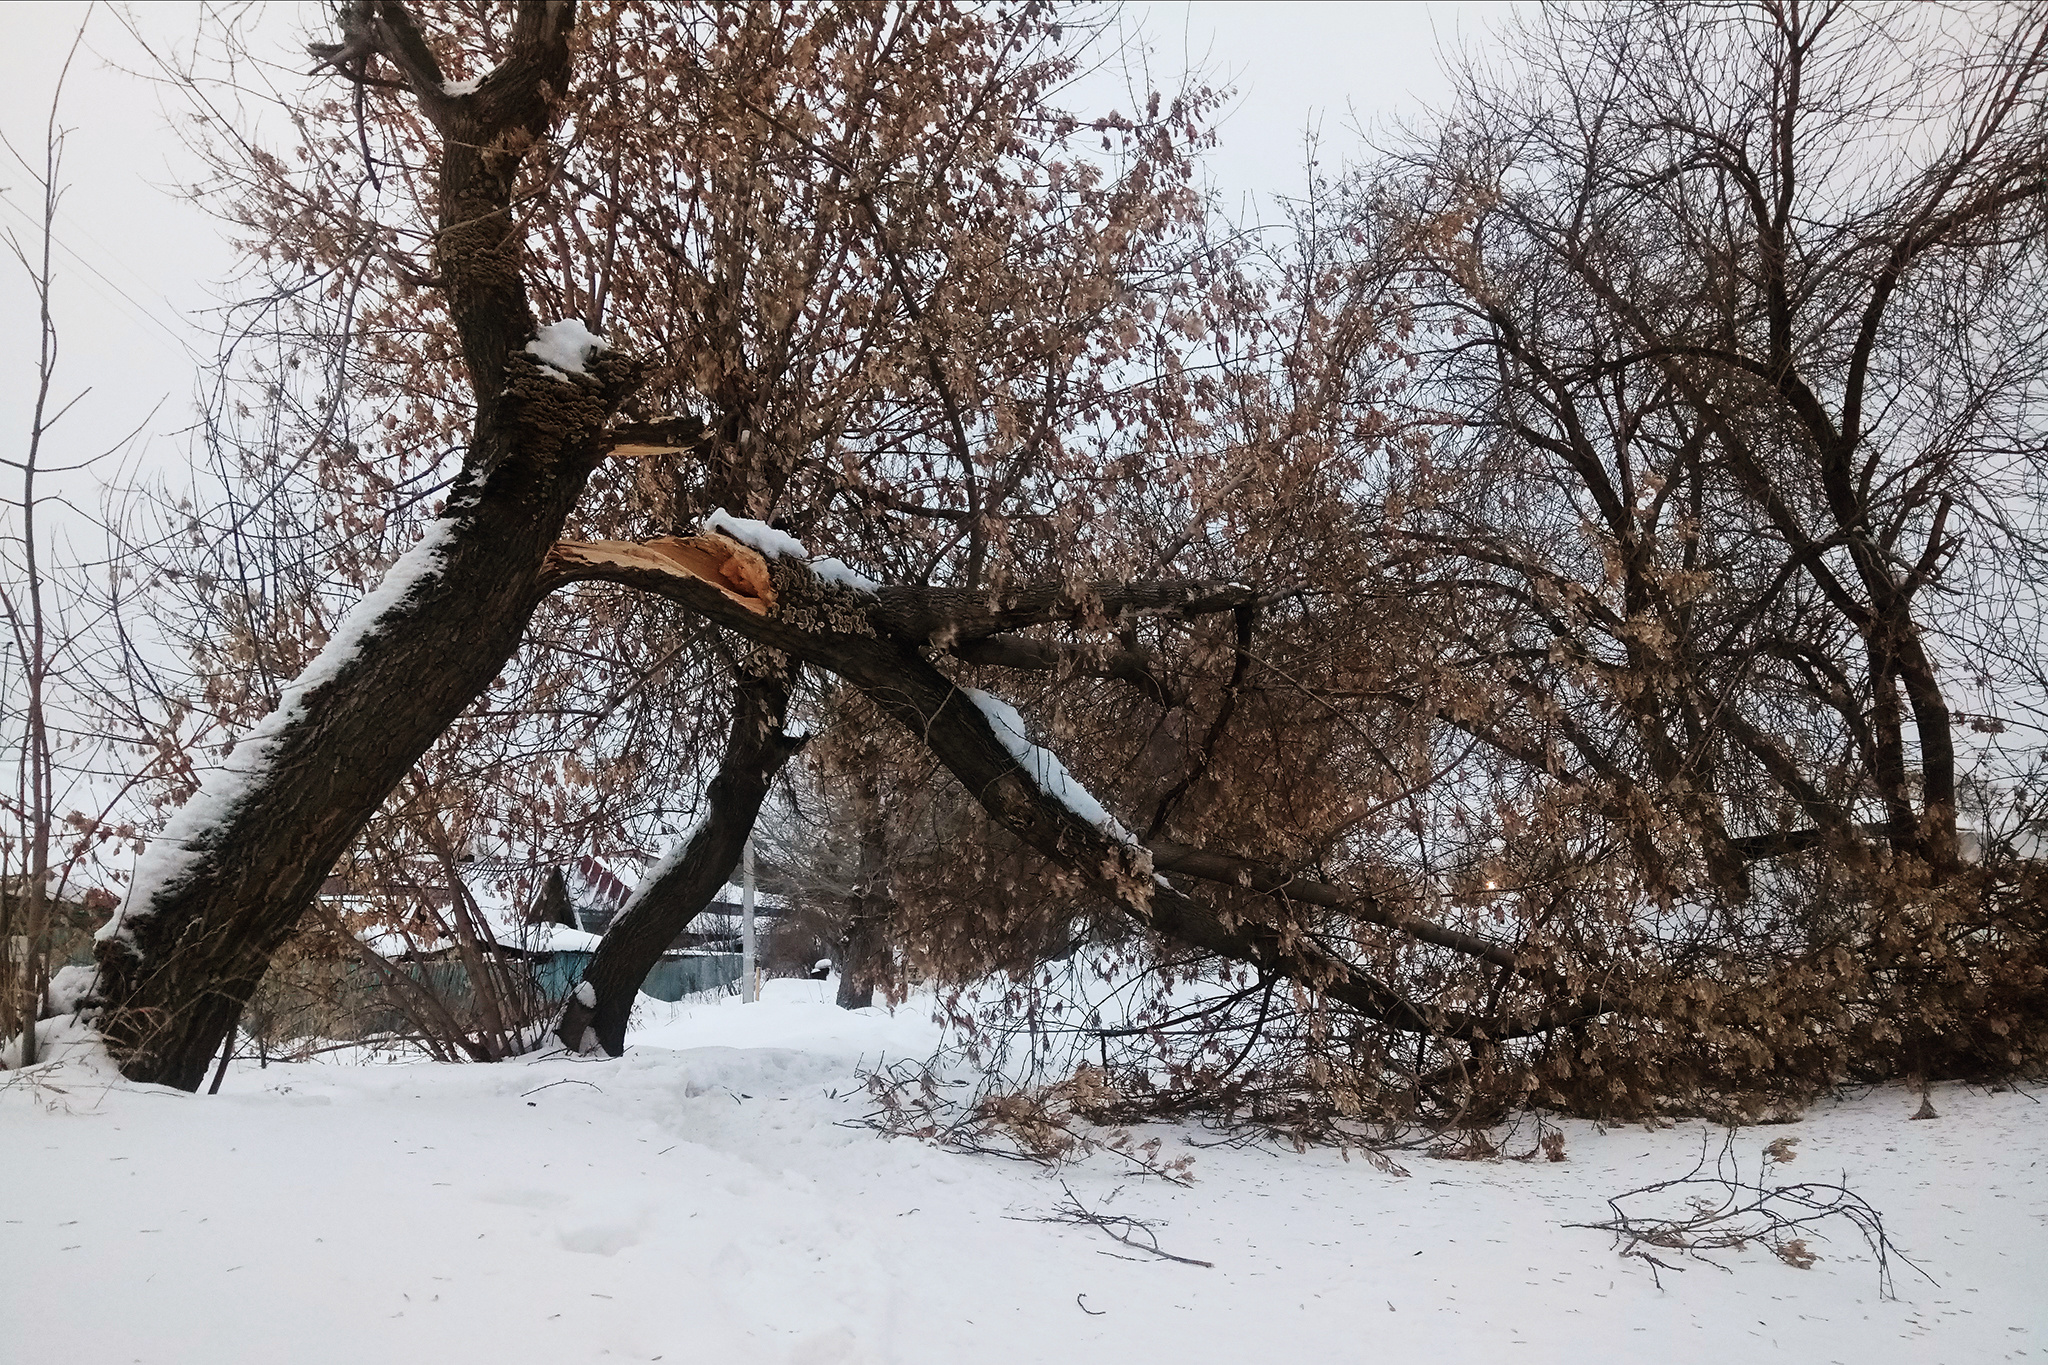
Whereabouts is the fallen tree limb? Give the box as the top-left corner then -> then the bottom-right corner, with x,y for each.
1018,1182 -> 1215,1268
545,537 -> 1267,643
545,537 -> 1616,1041
1145,842 -> 1521,970
1566,1129 -> 1936,1300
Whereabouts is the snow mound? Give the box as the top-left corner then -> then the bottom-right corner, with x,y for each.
0,1012 -> 117,1073
45,963 -> 99,1014
524,319 -> 608,378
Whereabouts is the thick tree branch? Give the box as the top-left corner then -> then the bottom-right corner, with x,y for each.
950,634 -> 1185,709
555,663 -> 804,1056
545,537 -> 1615,1041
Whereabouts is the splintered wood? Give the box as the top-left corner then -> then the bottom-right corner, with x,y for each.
545,534 -> 777,614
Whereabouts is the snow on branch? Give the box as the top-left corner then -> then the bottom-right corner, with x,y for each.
525,319 -> 609,379
617,816 -> 709,918
808,557 -> 881,595
965,688 -> 1137,846
698,508 -> 880,594
700,507 -> 807,560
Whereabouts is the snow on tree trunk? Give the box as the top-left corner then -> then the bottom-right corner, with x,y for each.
85,4 -> 643,1090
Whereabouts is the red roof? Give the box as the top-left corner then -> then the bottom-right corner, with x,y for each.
572,855 -> 632,910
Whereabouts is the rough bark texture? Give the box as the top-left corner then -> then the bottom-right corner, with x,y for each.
833,775 -> 891,1012
867,579 -> 1262,644
950,634 -> 1183,708
89,1 -> 637,1090
546,543 -> 1612,1040
835,896 -> 884,1015
834,955 -> 879,1011
554,667 -> 804,1056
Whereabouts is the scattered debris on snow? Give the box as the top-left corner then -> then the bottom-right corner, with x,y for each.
4,995 -> 2040,1365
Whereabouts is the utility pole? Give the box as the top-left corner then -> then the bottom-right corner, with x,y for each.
741,838 -> 757,1003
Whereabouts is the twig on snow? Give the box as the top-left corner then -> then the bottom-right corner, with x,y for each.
1016,1181 -> 1214,1268
1567,1128 -> 1934,1299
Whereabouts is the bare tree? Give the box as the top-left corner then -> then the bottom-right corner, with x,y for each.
1383,0 -> 2048,873
3,22 -> 168,1067
1321,0 -> 2048,1100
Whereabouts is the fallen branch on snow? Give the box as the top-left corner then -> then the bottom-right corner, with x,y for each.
841,1050 -> 1196,1184
1566,1128 -> 1935,1299
1014,1182 -> 1214,1268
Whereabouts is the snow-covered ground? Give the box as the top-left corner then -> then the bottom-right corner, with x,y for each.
4,984 -> 2043,1364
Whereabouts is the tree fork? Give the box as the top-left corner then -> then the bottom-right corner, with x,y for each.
84,1 -> 638,1090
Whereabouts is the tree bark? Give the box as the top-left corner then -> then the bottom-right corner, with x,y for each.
546,542 -> 1613,1040
88,2 -> 639,1090
555,665 -> 804,1056
833,898 -> 884,1011
833,775 -> 890,1011
533,867 -> 577,928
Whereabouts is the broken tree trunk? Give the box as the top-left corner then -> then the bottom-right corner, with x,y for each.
554,665 -> 805,1056
87,2 -> 644,1090
544,538 -> 1613,1040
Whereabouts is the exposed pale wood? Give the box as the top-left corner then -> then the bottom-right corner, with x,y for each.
598,416 -> 707,461
547,535 -> 776,614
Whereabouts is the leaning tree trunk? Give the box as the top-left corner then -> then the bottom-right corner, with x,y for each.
86,2 -> 647,1090
548,539 -> 1620,1040
555,664 -> 804,1056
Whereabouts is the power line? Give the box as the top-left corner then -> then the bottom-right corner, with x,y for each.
0,185 -> 205,364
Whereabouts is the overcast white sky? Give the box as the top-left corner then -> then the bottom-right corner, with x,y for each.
0,1 -> 1510,523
